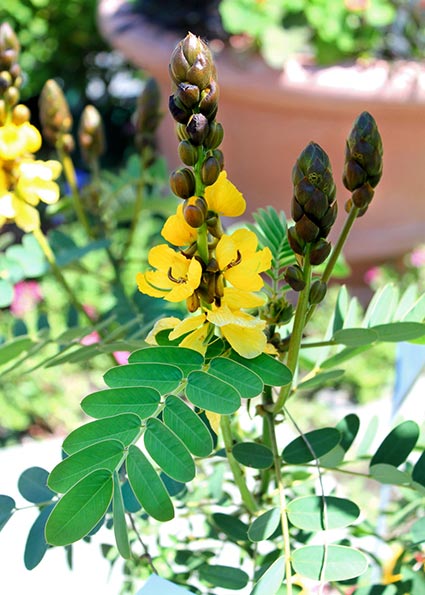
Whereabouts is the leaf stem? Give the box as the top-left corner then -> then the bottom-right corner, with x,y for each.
274,249 -> 312,412
265,411 -> 293,595
57,147 -> 92,237
220,415 -> 257,514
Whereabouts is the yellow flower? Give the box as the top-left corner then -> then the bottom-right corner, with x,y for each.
205,170 -> 246,217
216,228 -> 272,291
136,245 -> 202,302
0,122 -> 41,160
161,203 -> 198,247
0,159 -> 62,232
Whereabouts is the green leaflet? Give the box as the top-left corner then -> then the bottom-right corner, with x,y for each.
211,512 -> 249,541
48,440 -> 125,493
292,545 -> 368,581
287,496 -> 360,531
112,472 -> 131,559
81,386 -> 160,419
129,346 -> 203,376
232,442 -> 273,469
104,362 -> 183,394
250,556 -> 286,595
370,420 -> 419,468
186,370 -> 241,414
248,508 -> 281,542
144,417 -> 195,483
230,351 -> 292,386
0,336 -> 34,366
62,413 -> 141,455
18,467 -> 56,503
0,495 -> 16,532
198,564 -> 249,590
208,357 -> 264,398
126,445 -> 174,522
24,503 -> 55,570
163,395 -> 213,457
282,428 -> 341,464
45,469 -> 113,546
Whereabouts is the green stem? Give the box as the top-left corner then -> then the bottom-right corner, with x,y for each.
58,146 -> 91,237
33,227 -> 93,325
265,412 -> 293,595
196,222 -> 209,264
274,250 -> 312,413
122,152 -> 146,259
220,415 -> 257,514
305,203 -> 359,325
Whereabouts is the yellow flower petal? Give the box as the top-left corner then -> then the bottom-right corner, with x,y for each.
205,411 -> 221,434
222,324 -> 267,359
222,287 -> 266,310
21,123 -> 42,153
145,317 -> 181,345
180,324 -> 210,354
169,313 -> 206,339
0,193 -> 16,218
12,195 -> 40,232
162,204 -> 197,247
205,171 -> 246,217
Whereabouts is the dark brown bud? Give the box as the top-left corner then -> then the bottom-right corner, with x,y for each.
309,280 -> 327,304
344,111 -> 383,192
183,196 -> 208,228
304,188 -> 329,221
178,140 -> 198,166
309,239 -> 331,266
169,94 -> 191,124
351,182 -> 374,209
198,81 -> 219,120
204,121 -> 224,150
170,167 -> 196,199
212,148 -> 224,171
186,292 -> 200,313
176,123 -> 190,141
343,158 -> 367,191
291,197 -> 303,222
295,215 -> 320,243
170,33 -> 215,91
186,113 -> 209,146
287,226 -> 305,256
175,82 -> 200,109
201,156 -> 220,186
284,265 -> 306,292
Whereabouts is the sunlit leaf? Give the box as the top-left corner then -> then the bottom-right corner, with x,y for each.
370,421 -> 419,468
372,322 -> 425,343
199,564 -> 249,590
282,428 -> 341,464
411,517 -> 425,543
251,555 -> 285,595
287,496 -> 360,531
370,464 -> 411,486
248,508 -> 281,542
0,337 -> 35,366
292,544 -> 368,581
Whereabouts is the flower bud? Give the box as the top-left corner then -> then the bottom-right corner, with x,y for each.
284,265 -> 306,292
176,123 -> 190,141
212,148 -> 224,171
134,77 -> 162,152
170,167 -> 196,199
175,82 -> 200,109
201,155 -> 220,186
170,33 -> 215,91
11,103 -> 30,125
183,196 -> 208,228
287,226 -> 305,256
198,80 -> 219,120
309,239 -> 331,266
4,86 -> 19,106
78,105 -> 105,164
178,140 -> 198,166
204,121 -> 224,150
39,79 -> 73,148
0,23 -> 20,74
343,111 -> 383,192
187,292 -> 200,313
295,214 -> 320,243
351,182 -> 374,209
186,113 -> 209,146
169,94 -> 191,124
309,280 -> 327,304
215,273 -> 225,298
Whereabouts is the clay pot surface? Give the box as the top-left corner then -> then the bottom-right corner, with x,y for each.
98,0 -> 425,267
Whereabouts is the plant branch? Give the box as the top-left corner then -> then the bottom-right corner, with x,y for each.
127,513 -> 158,574
220,415 -> 257,514
57,147 -> 92,237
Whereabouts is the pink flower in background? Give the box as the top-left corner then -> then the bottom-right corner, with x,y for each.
80,306 -> 130,364
113,351 -> 130,365
410,247 -> 425,268
80,330 -> 101,346
364,266 -> 381,285
10,280 -> 43,317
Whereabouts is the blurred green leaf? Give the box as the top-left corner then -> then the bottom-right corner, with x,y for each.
251,555 -> 286,595
410,517 -> 425,543
369,464 -> 411,486
0,495 -> 15,532
0,279 -> 14,308
287,496 -> 360,530
292,545 -> 368,581
232,442 -> 273,469
297,369 -> 345,390
24,503 -> 55,570
248,508 -> 281,542
333,328 -> 378,347
282,428 -> 341,464
370,421 -> 419,467
412,451 -> 425,488
212,512 -> 249,542
0,337 -> 35,366
372,322 -> 425,342
199,564 -> 249,590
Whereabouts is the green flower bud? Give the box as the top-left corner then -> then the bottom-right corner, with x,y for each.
183,196 -> 208,228
201,155 -> 220,186
284,265 -> 306,292
186,113 -> 209,146
309,280 -> 327,304
343,111 -> 383,192
309,239 -> 331,266
178,140 -> 198,166
170,167 -> 196,199
39,79 -> 73,148
169,94 -> 191,124
176,123 -> 190,141
212,148 -> 224,171
204,121 -> 224,150
78,105 -> 105,164
170,33 -> 215,91
262,298 -> 293,325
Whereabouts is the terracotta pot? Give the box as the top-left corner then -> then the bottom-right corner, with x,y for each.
98,0 -> 425,271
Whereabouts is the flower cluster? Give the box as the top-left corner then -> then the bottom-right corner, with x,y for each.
137,33 -> 271,358
0,23 -> 61,232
